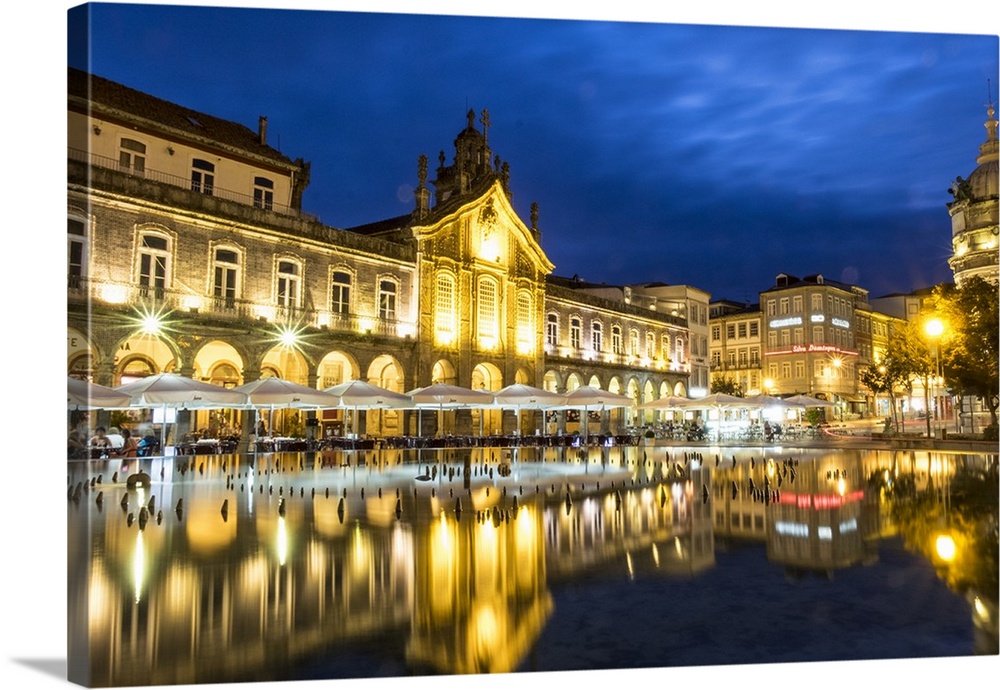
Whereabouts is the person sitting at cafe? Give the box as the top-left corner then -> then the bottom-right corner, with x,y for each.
106,426 -> 124,450
89,426 -> 112,453
114,428 -> 138,459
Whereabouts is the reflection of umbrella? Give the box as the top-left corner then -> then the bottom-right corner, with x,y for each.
407,383 -> 495,436
67,376 -> 132,410
491,383 -> 565,434
115,373 -> 249,452
324,380 -> 412,435
557,386 -> 634,445
233,377 -> 340,437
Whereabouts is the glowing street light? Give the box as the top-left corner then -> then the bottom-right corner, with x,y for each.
924,317 -> 945,437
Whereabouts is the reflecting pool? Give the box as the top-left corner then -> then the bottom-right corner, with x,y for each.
67,444 -> 998,686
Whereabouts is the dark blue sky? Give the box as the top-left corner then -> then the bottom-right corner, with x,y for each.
69,2 -> 998,302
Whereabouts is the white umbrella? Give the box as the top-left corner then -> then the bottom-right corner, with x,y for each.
674,392 -> 757,410
557,386 -> 634,445
233,377 -> 340,438
67,376 -> 132,410
324,380 -> 412,436
637,395 -> 691,410
744,394 -> 805,409
406,383 -> 495,437
783,393 -> 837,408
115,373 -> 249,452
491,383 -> 565,435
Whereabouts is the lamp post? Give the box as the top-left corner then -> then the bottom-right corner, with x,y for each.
925,317 -> 944,438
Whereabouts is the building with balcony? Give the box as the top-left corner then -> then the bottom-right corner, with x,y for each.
708,299 -> 763,396
67,68 -> 702,438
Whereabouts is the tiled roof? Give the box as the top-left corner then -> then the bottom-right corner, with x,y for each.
68,67 -> 297,168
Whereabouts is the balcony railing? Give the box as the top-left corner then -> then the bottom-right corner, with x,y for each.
68,147 -> 308,219
68,275 -> 413,339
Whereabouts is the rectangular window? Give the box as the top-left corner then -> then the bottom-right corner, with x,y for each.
138,234 -> 168,296
379,280 -> 398,321
68,218 -> 87,287
516,293 -> 533,353
795,360 -> 805,379
591,322 -> 603,352
191,158 -> 215,195
811,293 -> 823,311
646,331 -> 655,358
792,295 -> 803,312
767,331 -> 777,349
793,328 -> 803,345
119,138 -> 146,174
612,325 -> 623,354
277,260 -> 299,308
750,349 -> 760,366
781,362 -> 791,379
812,325 -> 824,343
711,325 -> 720,341
749,322 -> 759,337
570,317 -> 582,350
332,270 -> 352,315
738,323 -> 747,338
546,313 -> 559,347
630,329 -> 639,356
738,349 -> 747,367
779,298 -> 789,314
253,176 -> 274,210
780,329 -> 790,346
728,351 -> 736,367
766,300 -> 776,316
727,324 -> 736,339
213,248 -> 239,306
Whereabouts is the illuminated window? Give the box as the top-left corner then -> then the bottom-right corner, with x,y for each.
779,298 -> 789,314
629,328 -> 639,356
516,291 -> 533,353
191,158 -> 215,195
794,360 -> 805,378
661,333 -> 670,358
728,351 -> 736,368
793,328 -> 803,345
811,293 -> 823,311
711,351 -> 721,367
253,176 -> 274,210
738,349 -> 747,367
435,273 -> 456,343
379,278 -> 398,321
812,325 -> 824,343
570,316 -> 582,350
67,216 -> 88,288
767,331 -> 777,349
331,269 -> 352,315
612,325 -> 623,354
212,247 -> 240,307
675,336 -> 685,363
546,312 -> 559,346
118,138 -> 146,174
750,349 -> 760,366
646,331 -> 655,358
780,329 -> 790,347
137,232 -> 170,298
476,277 -> 498,346
781,362 -> 791,378
591,320 -> 603,352
792,295 -> 803,312
766,299 -> 776,316
277,260 -> 300,309
768,363 -> 778,380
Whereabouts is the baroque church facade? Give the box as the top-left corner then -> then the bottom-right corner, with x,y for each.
67,69 -> 695,438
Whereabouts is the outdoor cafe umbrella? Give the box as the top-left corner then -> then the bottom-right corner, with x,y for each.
115,372 -> 249,452
406,382 -> 495,437
558,385 -> 634,446
674,393 -> 763,441
783,393 -> 837,425
491,383 -> 565,435
67,376 -> 132,410
324,380 -> 412,436
232,376 -> 340,437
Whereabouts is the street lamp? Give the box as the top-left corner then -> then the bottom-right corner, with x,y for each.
925,317 -> 944,437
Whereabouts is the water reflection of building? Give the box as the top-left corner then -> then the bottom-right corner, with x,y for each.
544,463 -> 715,580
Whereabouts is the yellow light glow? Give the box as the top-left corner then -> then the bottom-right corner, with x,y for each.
436,329 -> 455,346
935,534 -> 956,562
101,284 -> 128,304
182,295 -> 203,311
279,327 -> 298,347
479,235 -> 501,262
141,314 -> 162,335
837,477 -> 846,497
255,305 -> 275,322
479,335 -> 497,351
396,323 -> 416,338
133,530 -> 145,604
277,515 -> 288,566
925,317 -> 944,339
358,317 -> 375,334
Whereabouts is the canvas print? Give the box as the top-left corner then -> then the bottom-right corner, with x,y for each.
65,2 -> 998,688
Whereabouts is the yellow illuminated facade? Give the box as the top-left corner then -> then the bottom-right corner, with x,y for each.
67,71 -> 700,439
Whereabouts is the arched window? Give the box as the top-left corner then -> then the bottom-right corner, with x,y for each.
611,324 -> 623,355
435,273 -> 456,345
476,277 -> 499,348
569,316 -> 582,350
276,258 -> 301,309
591,321 -> 603,353
378,277 -> 398,321
516,291 -> 533,354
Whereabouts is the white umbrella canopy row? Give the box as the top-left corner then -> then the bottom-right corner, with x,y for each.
67,376 -> 132,411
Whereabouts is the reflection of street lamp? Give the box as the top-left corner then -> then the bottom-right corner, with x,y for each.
924,317 -> 944,437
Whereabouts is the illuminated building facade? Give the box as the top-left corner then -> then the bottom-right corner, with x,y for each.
759,273 -> 870,415
708,299 -> 763,396
67,69 -> 699,438
947,101 -> 999,286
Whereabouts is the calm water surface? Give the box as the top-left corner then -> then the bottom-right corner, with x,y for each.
67,444 -> 997,686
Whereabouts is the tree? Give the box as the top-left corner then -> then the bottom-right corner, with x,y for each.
868,322 -> 935,433
710,373 -> 743,396
932,277 -> 1000,432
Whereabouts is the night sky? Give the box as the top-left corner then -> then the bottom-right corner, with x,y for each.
67,3 -> 997,302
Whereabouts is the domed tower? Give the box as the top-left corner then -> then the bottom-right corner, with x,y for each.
947,101 -> 999,286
